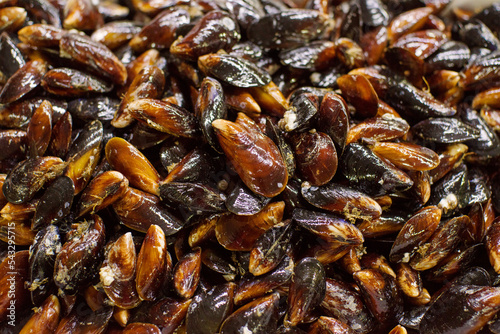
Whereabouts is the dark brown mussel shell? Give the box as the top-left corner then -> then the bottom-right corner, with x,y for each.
249,219 -> 293,276
28,225 -> 61,305
195,76 -> 227,153
67,96 -> 119,122
18,24 -> 65,48
41,68 -> 114,97
163,148 -> 216,184
321,277 -> 375,334
460,105 -> 500,158
48,111 -> 72,159
170,10 -> 240,61
280,92 -> 319,133
353,269 -> 403,331
225,180 -> 272,216
113,187 -> 184,236
55,305 -> 113,334
428,163 -> 469,216
127,98 -> 201,138
186,283 -> 236,334
201,246 -> 238,278
293,208 -> 363,245
129,8 -> 189,53
63,0 -> 103,31
90,21 -> 141,50
279,41 -> 336,71
340,143 -> 413,197
301,182 -> 382,221
389,205 -> 442,263
285,257 -> 326,327
18,0 -> 61,27
247,9 -> 329,49
338,74 -> 379,119
346,115 -> 409,145
420,285 -> 500,334
144,297 -> 191,332
31,175 -> 74,230
198,53 -> 271,88
100,232 -> 141,309
308,316 -> 354,334
3,156 -> 66,204
413,118 -> 480,144
426,40 -> 470,71
409,215 -> 469,271
53,214 -> 106,294
452,18 -> 500,52
121,323 -> 161,334
59,32 -> 127,85
113,65 -> 165,129
0,129 -> 27,162
0,31 -> 26,77
235,256 -> 294,305
159,181 -> 226,213
0,60 -> 47,104
290,131 -> 337,186
384,79 -> 456,121
316,92 -> 350,154
220,292 -> 281,334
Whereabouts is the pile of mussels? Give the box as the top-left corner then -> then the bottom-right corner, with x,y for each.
3,0 -> 500,333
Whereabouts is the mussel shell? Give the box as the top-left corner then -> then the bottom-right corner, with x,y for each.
159,182 -> 226,213
31,175 -> 74,230
460,105 -> 500,157
428,163 -> 469,216
170,10 -> 240,61
3,156 -> 66,204
301,182 -> 382,221
53,215 -> 106,294
225,180 -> 271,216
247,9 -> 329,49
186,283 -> 236,334
220,292 -> 280,334
420,285 -> 500,334
412,118 -> 480,144
293,208 -> 363,245
198,53 -> 271,88
285,257 -> 326,327
249,219 -> 293,276
341,143 -> 413,196
321,277 -> 375,334
28,226 -> 61,305
0,32 -> 25,77
196,77 -> 227,153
